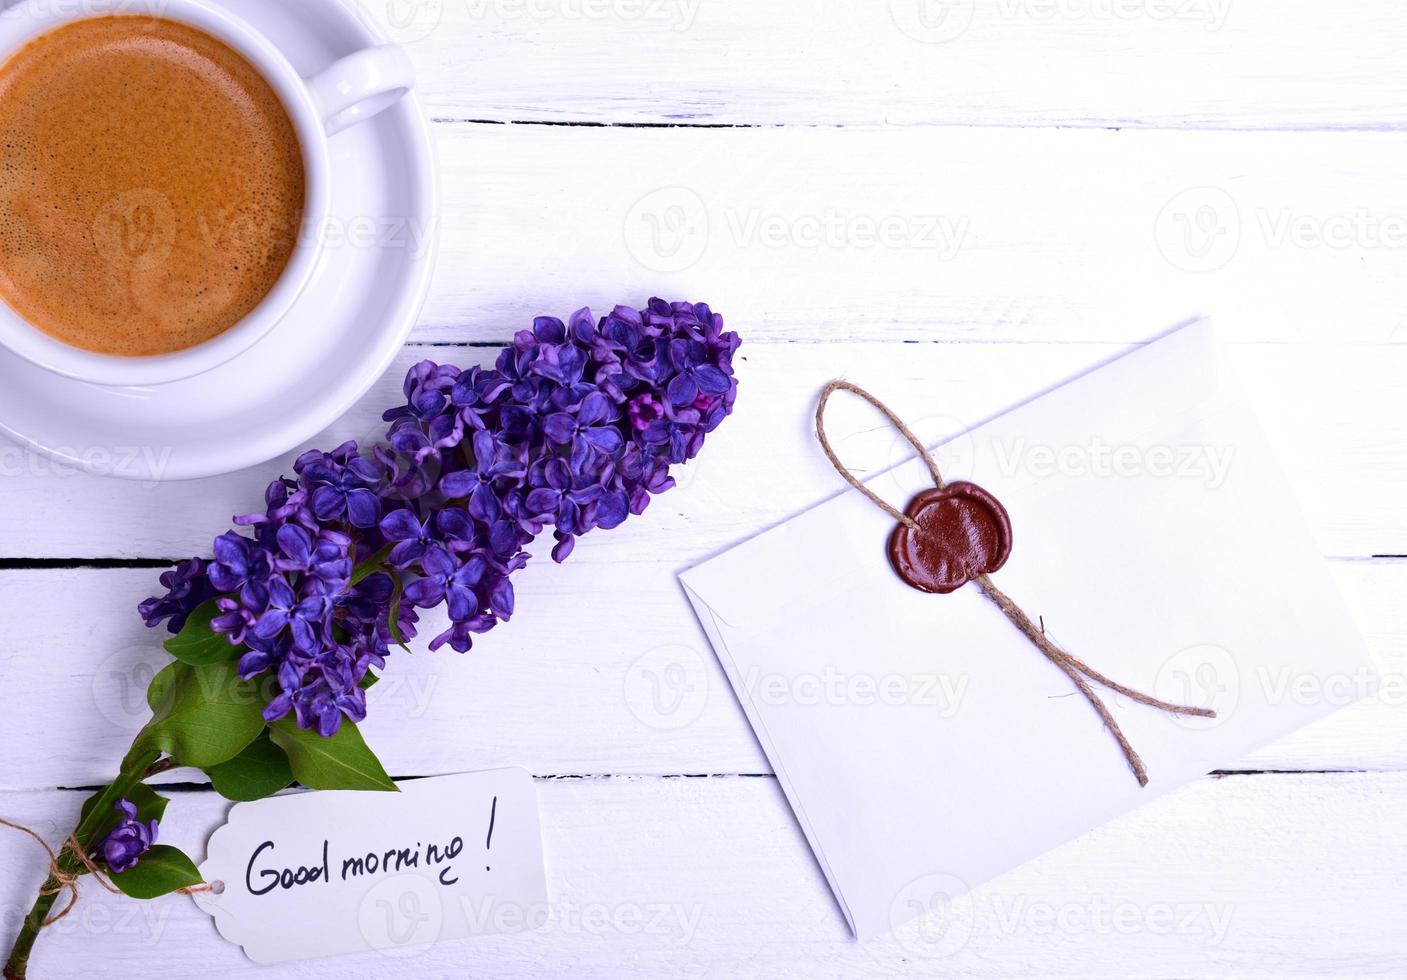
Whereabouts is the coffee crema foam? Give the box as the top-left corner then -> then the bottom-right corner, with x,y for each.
0,16 -> 305,357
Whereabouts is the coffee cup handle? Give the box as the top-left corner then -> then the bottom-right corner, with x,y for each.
305,46 -> 416,137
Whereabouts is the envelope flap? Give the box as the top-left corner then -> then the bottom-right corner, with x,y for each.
680,489 -> 896,633
682,317 -> 1222,632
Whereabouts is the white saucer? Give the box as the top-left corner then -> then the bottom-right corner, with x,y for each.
0,0 -> 437,481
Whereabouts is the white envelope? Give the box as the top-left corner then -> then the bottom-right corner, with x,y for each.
680,319 -> 1374,940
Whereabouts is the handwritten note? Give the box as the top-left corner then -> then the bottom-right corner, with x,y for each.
195,769 -> 547,964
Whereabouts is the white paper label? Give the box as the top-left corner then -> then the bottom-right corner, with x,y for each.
195,768 -> 548,964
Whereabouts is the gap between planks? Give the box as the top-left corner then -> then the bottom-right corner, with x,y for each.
24,769 -> 1388,799
430,117 -> 1407,135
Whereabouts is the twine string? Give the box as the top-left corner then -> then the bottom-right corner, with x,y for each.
0,820 -> 108,927
815,380 -> 945,528
0,817 -> 214,929
977,574 -> 1216,718
814,380 -> 1216,787
974,573 -> 1215,786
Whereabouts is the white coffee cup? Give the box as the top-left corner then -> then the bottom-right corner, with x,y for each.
0,0 -> 415,387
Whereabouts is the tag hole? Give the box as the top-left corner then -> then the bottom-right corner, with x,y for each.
209,880 -> 226,895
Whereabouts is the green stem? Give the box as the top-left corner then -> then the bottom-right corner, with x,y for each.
3,748 -> 160,980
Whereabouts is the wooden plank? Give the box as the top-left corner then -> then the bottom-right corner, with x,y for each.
2,773 -> 1404,977
0,558 -> 1399,789
412,125 -> 1407,345
350,1 -> 1407,129
0,340 -> 1401,558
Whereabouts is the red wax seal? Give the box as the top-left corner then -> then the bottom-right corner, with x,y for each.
888,481 -> 1013,594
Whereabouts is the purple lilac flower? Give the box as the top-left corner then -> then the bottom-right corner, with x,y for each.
628,393 -> 665,432
208,531 -> 273,595
95,799 -> 158,874
140,300 -> 739,738
298,447 -> 382,528
378,509 -> 439,568
438,430 -> 525,520
137,558 -> 213,635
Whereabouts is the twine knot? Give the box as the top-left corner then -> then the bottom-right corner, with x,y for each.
0,817 -> 213,929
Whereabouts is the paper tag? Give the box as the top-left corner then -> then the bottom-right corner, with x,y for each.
195,768 -> 548,964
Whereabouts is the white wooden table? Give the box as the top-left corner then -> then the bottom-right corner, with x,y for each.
4,2 -> 1407,976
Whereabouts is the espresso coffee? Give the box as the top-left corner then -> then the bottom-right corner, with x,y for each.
0,16 -> 305,357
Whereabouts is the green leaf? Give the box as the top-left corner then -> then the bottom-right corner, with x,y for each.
359,672 -> 380,690
350,543 -> 395,587
146,662 -> 182,713
80,782 -> 169,830
387,576 -> 411,653
134,661 -> 268,770
269,717 -> 397,792
207,734 -> 294,802
109,845 -> 203,900
163,599 -> 243,666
